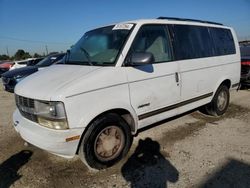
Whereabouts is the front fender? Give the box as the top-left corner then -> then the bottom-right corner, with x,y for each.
64,83 -> 138,133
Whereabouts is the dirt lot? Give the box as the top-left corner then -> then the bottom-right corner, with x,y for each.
0,83 -> 250,188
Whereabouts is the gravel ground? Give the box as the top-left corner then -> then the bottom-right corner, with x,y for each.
0,83 -> 250,188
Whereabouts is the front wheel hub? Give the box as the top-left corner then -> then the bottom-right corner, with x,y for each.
94,126 -> 125,162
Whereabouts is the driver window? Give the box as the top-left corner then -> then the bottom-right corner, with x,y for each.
130,25 -> 173,63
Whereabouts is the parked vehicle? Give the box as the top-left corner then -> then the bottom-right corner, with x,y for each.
2,53 -> 65,92
10,58 -> 41,70
13,17 -> 240,170
240,45 -> 250,88
27,57 -> 44,66
0,61 -> 14,77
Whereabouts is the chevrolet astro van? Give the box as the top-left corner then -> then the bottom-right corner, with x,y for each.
13,17 -> 240,169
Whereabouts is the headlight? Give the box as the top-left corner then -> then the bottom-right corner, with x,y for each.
34,100 -> 68,130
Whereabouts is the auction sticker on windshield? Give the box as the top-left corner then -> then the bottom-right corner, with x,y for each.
112,24 -> 133,30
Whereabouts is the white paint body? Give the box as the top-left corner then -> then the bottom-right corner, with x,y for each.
13,19 -> 240,158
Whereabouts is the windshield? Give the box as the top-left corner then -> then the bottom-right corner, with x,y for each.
64,24 -> 134,66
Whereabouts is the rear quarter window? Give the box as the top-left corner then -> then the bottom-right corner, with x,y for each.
210,27 -> 236,56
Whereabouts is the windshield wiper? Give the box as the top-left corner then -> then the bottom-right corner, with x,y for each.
80,47 -> 93,66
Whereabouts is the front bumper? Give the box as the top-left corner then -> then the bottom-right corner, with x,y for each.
13,109 -> 84,158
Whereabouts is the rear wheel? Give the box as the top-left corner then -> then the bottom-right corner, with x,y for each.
79,113 -> 133,170
202,85 -> 230,116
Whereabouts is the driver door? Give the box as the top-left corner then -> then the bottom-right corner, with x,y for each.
125,24 -> 180,128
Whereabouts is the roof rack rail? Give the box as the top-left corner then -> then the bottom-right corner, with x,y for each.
157,17 -> 223,26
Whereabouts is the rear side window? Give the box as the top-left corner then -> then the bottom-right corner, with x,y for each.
129,25 -> 173,63
172,25 -> 236,60
210,28 -> 236,56
172,25 -> 213,60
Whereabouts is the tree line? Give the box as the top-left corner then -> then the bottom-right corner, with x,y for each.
0,49 -> 57,61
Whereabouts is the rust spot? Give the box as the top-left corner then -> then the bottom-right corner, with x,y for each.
65,135 -> 80,142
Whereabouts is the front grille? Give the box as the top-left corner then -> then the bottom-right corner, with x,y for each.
15,95 -> 35,108
15,95 -> 37,122
20,110 -> 38,122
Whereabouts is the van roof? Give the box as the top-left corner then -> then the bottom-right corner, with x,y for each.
117,18 -> 228,28
157,17 -> 223,25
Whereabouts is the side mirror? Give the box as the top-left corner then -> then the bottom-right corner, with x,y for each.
129,52 -> 154,66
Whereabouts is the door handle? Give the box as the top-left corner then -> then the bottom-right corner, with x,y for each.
175,72 -> 179,83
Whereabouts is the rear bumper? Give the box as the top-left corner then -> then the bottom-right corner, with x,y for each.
240,74 -> 250,87
13,109 -> 84,158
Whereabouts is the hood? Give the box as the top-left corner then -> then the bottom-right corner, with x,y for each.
2,66 -> 38,78
15,64 -> 101,100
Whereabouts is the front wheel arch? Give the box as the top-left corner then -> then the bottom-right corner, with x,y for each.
78,113 -> 133,169
76,108 -> 136,155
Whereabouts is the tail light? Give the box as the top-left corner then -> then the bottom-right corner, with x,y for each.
241,61 -> 250,66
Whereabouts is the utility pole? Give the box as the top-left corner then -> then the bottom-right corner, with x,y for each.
6,46 -> 9,57
45,45 -> 48,55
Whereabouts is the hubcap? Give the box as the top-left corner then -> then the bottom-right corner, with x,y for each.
94,126 -> 125,162
217,90 -> 227,111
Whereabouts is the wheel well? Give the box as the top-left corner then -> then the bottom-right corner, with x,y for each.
220,79 -> 231,89
76,108 -> 135,154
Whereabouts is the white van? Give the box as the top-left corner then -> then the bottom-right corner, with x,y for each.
13,17 -> 240,169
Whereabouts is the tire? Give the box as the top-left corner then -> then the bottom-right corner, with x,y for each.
203,85 -> 230,116
79,113 -> 133,170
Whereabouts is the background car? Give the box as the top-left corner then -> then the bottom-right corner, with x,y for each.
27,57 -> 44,66
0,61 -> 14,77
240,45 -> 250,89
2,53 -> 65,92
10,57 -> 44,70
